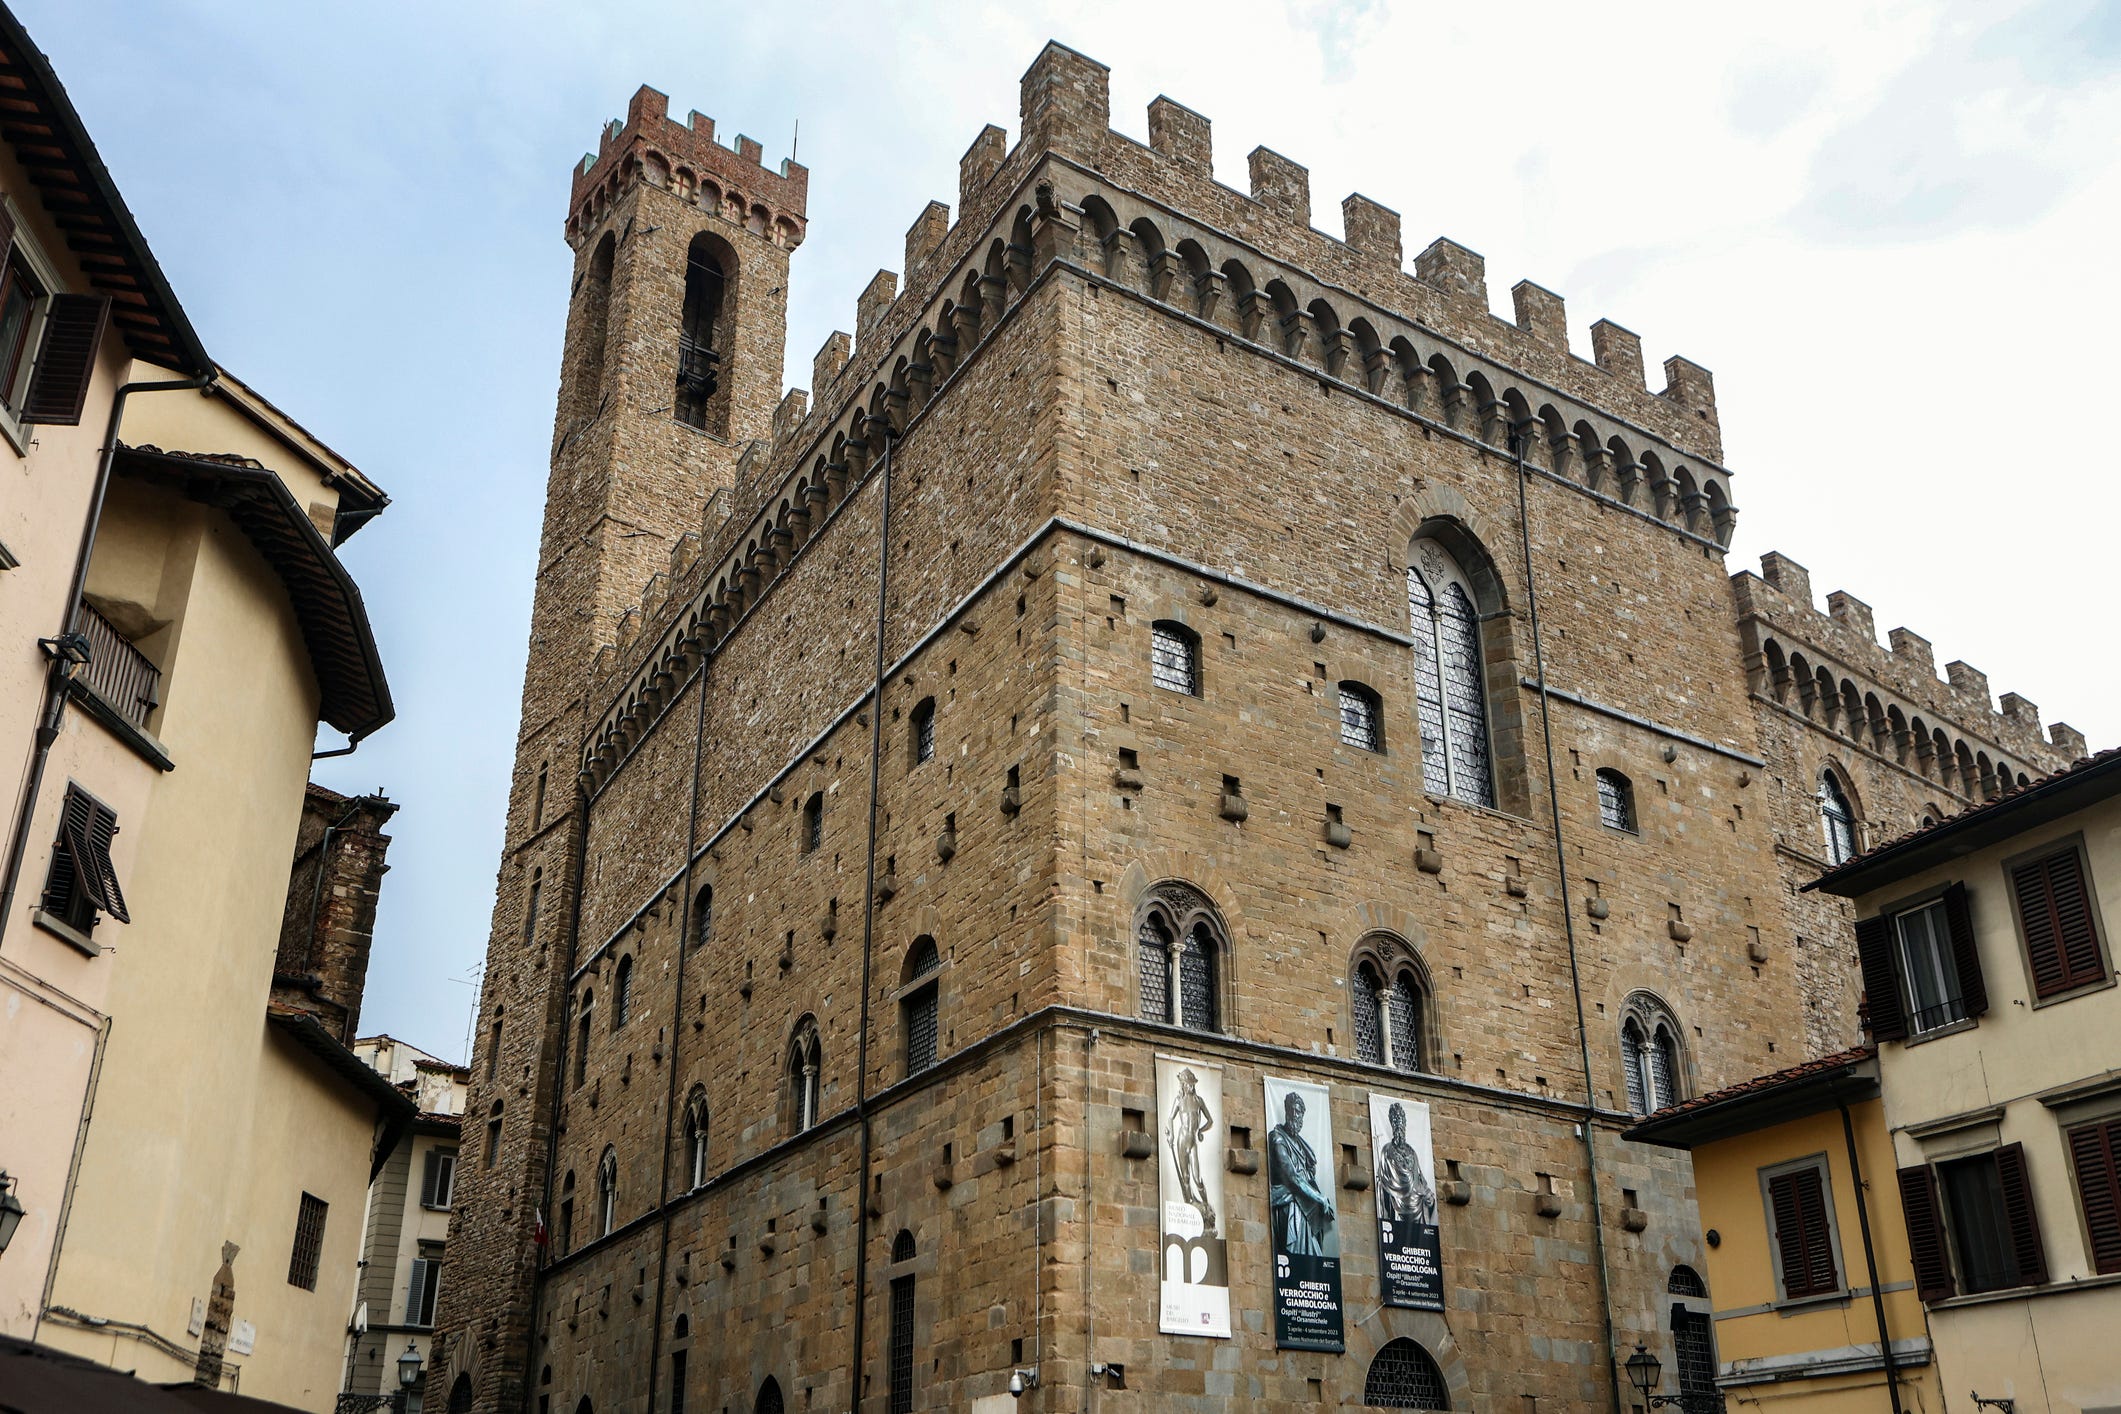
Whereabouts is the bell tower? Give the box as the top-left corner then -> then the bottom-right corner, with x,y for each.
432,88 -> 805,1414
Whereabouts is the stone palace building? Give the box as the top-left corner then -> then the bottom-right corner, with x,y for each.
429,42 -> 2087,1414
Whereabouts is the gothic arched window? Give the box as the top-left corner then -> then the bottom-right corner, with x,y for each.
755,1378 -> 784,1414
596,1147 -> 617,1237
1407,539 -> 1494,808
1351,938 -> 1430,1072
788,1017 -> 823,1132
682,1086 -> 709,1190
888,1230 -> 918,1414
902,938 -> 941,1076
1819,770 -> 1857,865
557,1169 -> 575,1254
910,697 -> 936,766
1136,884 -> 1225,1033
1362,1338 -> 1450,1409
574,990 -> 592,1088
1621,995 -> 1687,1116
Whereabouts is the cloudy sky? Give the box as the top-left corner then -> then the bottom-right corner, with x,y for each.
25,0 -> 2119,1060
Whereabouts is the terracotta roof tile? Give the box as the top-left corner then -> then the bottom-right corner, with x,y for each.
1638,1044 -> 1875,1125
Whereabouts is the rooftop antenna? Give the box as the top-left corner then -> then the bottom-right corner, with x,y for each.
792,118 -> 799,162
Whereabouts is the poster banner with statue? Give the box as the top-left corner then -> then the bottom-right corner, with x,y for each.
1156,1055 -> 1230,1338
1367,1092 -> 1444,1310
1263,1073 -> 1345,1351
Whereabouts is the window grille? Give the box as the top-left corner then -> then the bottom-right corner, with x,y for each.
892,1229 -> 917,1262
1596,770 -> 1635,832
802,794 -> 823,853
912,699 -> 936,765
1649,1026 -> 1680,1110
1339,683 -> 1382,752
287,1193 -> 328,1291
1667,1264 -> 1708,1297
1352,963 -> 1385,1065
1387,972 -> 1423,1073
1151,623 -> 1198,695
1407,550 -> 1494,809
905,984 -> 939,1075
1621,1020 -> 1649,1116
613,956 -> 633,1030
1138,915 -> 1173,1024
888,1272 -> 917,1414
692,885 -> 713,950
1820,773 -> 1857,865
597,1149 -> 617,1237
0,250 -> 46,406
1362,1338 -> 1450,1409
1672,1308 -> 1717,1411
1178,922 -> 1218,1032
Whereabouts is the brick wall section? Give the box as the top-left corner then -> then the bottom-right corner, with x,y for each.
273,784 -> 396,1043
434,41 -> 2095,1414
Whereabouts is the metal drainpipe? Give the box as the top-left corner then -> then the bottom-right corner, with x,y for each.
849,423 -> 895,1413
1838,1095 -> 1906,1414
0,371 -> 215,952
1512,420 -> 1624,1414
643,607 -> 715,1414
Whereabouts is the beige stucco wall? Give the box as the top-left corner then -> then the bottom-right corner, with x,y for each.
1689,1099 -> 1941,1410
1863,789 -> 2121,1414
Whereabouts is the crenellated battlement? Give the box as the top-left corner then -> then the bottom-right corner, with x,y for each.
564,84 -> 808,250
1731,551 -> 2085,785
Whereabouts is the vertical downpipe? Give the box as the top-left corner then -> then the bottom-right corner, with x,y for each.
1513,421 -> 1623,1414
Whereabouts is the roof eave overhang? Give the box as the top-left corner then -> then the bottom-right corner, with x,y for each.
1623,1059 -> 1880,1150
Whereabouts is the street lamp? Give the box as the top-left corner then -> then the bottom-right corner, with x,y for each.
1622,1345 -> 1689,1409
0,1173 -> 25,1257
397,1341 -> 424,1391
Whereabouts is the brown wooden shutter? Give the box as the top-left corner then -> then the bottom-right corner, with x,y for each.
1993,1142 -> 2048,1287
19,292 -> 110,426
39,785 -> 94,920
1854,914 -> 1907,1042
1898,1164 -> 1956,1301
72,794 -> 128,924
2013,850 -> 2106,998
2067,1121 -> 2121,1276
1941,882 -> 1988,1019
1768,1168 -> 1838,1298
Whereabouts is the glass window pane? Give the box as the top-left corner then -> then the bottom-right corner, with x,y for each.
1940,1154 -> 2019,1293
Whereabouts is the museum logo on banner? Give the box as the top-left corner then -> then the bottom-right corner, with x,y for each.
1156,1055 -> 1230,1338
1367,1092 -> 1444,1310
1264,1074 -> 1344,1351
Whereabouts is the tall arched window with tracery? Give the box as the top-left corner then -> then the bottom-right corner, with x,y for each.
1351,939 -> 1431,1073
1407,539 -> 1494,808
1819,770 -> 1857,865
596,1146 -> 617,1237
788,1017 -> 823,1132
1620,994 -> 1687,1116
1136,884 -> 1226,1034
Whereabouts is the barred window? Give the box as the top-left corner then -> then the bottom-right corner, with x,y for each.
1339,682 -> 1383,752
1137,914 -> 1173,1024
1387,971 -> 1424,1074
287,1192 -> 328,1290
1820,771 -> 1857,865
802,792 -> 824,854
1352,962 -> 1386,1065
1407,542 -> 1494,809
1151,621 -> 1199,696
902,938 -> 941,1076
889,1230 -> 917,1414
1178,922 -> 1219,1032
910,697 -> 936,766
1596,769 -> 1635,833
1363,1338 -> 1450,1409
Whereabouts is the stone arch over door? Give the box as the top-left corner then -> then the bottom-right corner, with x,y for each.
1340,1309 -> 1473,1408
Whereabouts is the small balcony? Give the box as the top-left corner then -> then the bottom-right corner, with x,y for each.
74,600 -> 161,731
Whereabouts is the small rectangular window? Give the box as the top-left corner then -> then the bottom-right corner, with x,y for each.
802,793 -> 824,853
406,1252 -> 442,1326
1338,683 -> 1382,752
287,1192 -> 328,1291
40,783 -> 129,936
1762,1159 -> 1840,1300
2011,845 -> 2108,999
422,1149 -> 459,1210
2067,1118 -> 2121,1275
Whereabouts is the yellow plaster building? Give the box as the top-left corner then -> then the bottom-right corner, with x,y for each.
0,6 -> 402,1408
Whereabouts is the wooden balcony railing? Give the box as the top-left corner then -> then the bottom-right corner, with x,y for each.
74,601 -> 161,731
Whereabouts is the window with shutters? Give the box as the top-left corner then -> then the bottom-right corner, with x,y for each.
1760,1157 -> 1842,1301
2007,841 -> 2110,1002
39,783 -> 128,940
2066,1118 -> 2121,1276
1338,682 -> 1384,752
1134,883 -> 1226,1033
287,1192 -> 328,1291
1596,769 -> 1636,833
1407,537 -> 1495,810
1856,884 -> 1988,1044
1894,900 -> 1969,1033
421,1148 -> 458,1210
1151,621 -> 1199,696
1935,1148 -> 2045,1293
909,697 -> 936,766
901,937 -> 941,1077
405,1245 -> 443,1326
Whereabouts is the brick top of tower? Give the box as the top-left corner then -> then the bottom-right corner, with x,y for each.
568,84 -> 808,235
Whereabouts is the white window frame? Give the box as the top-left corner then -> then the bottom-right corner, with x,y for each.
1894,899 -> 1966,1035
0,196 -> 62,453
